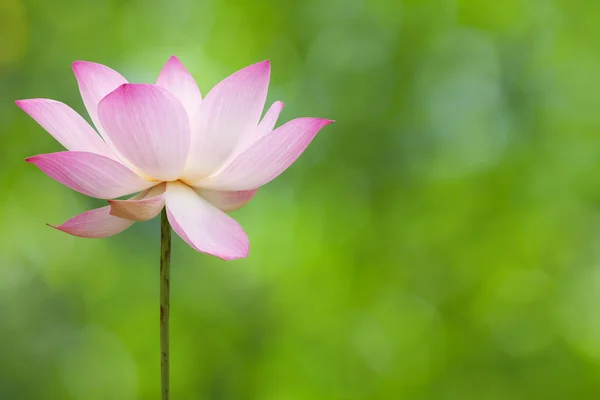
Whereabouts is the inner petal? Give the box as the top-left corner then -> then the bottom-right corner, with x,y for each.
97,84 -> 191,181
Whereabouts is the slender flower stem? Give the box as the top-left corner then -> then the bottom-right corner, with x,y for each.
160,208 -> 172,400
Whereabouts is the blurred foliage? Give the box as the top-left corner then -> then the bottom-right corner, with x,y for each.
2,0 -> 600,398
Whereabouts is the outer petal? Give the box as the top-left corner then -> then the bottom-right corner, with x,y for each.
109,183 -> 166,221
49,190 -> 148,238
165,181 -> 249,260
26,151 -> 154,199
49,205 -> 134,238
185,60 -> 270,180
156,56 -> 202,133
234,101 -> 284,156
192,118 -> 333,191
72,61 -> 128,135
15,99 -> 116,159
196,188 -> 258,212
98,84 -> 191,181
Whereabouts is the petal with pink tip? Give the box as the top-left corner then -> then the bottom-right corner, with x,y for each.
185,60 -> 270,179
165,181 -> 249,260
50,206 -> 135,238
72,61 -> 128,135
109,183 -> 166,221
156,56 -> 202,132
98,84 -> 191,181
26,151 -> 154,199
234,101 -> 284,155
196,188 -> 258,212
194,118 -> 333,191
15,99 -> 116,159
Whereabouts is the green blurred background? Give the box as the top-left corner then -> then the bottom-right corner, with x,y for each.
2,0 -> 600,398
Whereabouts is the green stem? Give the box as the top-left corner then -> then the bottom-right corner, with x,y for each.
160,208 -> 172,400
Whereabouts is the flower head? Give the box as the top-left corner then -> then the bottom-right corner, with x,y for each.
18,57 -> 333,260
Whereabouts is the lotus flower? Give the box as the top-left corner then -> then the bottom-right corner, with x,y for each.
17,57 -> 332,260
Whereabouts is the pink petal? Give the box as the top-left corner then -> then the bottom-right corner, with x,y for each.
185,60 -> 271,180
165,181 -> 249,260
233,101 -> 285,156
50,205 -> 134,238
194,118 -> 333,191
97,84 -> 191,181
156,56 -> 202,133
109,183 -> 166,221
49,190 -> 147,238
15,99 -> 116,160
196,188 -> 258,212
72,61 -> 128,136
26,151 -> 154,199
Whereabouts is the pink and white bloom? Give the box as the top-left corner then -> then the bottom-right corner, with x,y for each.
18,57 -> 332,260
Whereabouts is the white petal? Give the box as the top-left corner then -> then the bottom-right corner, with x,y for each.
165,181 -> 249,260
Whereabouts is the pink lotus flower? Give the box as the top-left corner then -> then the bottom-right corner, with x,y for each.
18,57 -> 332,260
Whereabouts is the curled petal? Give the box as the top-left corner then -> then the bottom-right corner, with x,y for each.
109,183 -> 166,221
194,118 -> 333,191
50,206 -> 135,238
185,60 -> 270,179
26,151 -> 153,199
156,56 -> 202,133
15,99 -> 116,159
98,84 -> 191,181
165,181 -> 249,260
196,188 -> 258,212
